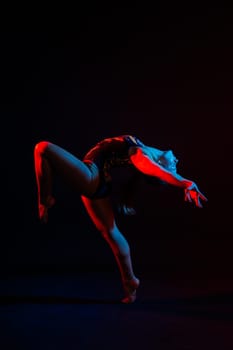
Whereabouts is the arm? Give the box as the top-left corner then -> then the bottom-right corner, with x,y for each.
129,147 -> 192,188
129,147 -> 208,208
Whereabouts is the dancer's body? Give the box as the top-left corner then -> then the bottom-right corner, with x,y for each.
34,135 -> 207,303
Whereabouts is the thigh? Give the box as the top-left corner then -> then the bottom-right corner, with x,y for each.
81,195 -> 116,232
45,143 -> 100,196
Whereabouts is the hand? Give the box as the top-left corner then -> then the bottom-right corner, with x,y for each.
184,182 -> 208,208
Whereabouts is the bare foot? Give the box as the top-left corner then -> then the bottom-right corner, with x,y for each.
121,277 -> 140,304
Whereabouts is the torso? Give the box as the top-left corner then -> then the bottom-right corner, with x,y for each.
83,135 -> 145,177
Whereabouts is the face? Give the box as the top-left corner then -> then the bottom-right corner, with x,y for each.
158,150 -> 178,173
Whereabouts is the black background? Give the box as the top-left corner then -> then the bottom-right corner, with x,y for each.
2,3 -> 233,280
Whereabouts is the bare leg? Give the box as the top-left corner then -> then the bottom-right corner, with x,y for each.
34,141 -> 99,223
81,195 -> 140,303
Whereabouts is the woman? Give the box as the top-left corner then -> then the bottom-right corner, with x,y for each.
34,135 -> 208,303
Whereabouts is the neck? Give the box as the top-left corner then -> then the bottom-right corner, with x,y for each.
146,147 -> 163,162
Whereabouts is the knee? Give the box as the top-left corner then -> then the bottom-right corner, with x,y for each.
34,141 -> 51,156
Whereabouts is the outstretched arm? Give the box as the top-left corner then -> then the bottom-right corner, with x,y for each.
129,147 -> 192,187
129,147 -> 208,208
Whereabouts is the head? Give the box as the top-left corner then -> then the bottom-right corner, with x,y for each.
157,150 -> 178,173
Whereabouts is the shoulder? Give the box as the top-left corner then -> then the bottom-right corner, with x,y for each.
128,145 -> 151,157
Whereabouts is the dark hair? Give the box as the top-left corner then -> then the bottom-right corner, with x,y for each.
118,172 -> 167,215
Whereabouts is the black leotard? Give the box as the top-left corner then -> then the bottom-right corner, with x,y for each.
83,135 -> 145,199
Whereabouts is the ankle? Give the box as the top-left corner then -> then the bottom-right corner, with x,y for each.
123,276 -> 140,288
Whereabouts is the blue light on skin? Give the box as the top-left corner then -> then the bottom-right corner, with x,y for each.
147,147 -> 178,173
158,150 -> 179,173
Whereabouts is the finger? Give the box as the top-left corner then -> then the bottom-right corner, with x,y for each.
199,192 -> 208,201
193,187 -> 207,201
185,190 -> 192,202
185,193 -> 192,202
196,196 -> 203,208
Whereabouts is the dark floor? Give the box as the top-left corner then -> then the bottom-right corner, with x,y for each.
1,270 -> 233,350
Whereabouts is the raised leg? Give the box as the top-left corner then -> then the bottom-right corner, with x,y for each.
34,141 -> 99,223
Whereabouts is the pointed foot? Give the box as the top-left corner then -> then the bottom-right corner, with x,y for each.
121,277 -> 140,304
